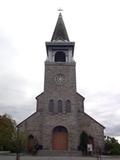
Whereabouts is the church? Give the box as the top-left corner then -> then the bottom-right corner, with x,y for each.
18,13 -> 105,153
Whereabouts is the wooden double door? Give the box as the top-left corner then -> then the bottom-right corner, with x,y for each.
52,126 -> 68,150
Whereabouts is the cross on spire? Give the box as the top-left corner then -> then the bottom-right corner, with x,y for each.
58,8 -> 63,12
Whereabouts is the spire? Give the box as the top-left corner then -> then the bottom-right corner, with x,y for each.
51,13 -> 69,42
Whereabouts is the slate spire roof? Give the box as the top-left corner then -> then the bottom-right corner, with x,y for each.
51,13 -> 69,42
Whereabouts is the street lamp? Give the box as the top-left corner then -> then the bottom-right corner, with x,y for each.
16,127 -> 20,160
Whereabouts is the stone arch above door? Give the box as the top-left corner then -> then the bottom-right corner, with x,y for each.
52,126 -> 68,150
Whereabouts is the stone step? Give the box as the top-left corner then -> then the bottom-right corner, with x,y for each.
37,150 -> 82,156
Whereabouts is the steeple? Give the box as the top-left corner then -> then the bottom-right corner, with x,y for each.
46,13 -> 75,62
51,13 -> 69,42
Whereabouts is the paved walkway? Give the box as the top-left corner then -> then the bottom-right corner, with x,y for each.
0,155 -> 120,160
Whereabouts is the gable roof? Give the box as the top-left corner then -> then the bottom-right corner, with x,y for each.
84,112 -> 105,129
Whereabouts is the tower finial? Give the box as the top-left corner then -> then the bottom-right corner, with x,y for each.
58,8 -> 63,12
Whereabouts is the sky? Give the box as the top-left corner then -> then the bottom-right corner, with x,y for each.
0,0 -> 120,141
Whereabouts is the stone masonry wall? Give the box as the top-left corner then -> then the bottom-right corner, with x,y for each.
78,112 -> 105,152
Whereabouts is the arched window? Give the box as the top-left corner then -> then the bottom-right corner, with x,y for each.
58,100 -> 62,113
49,99 -> 54,112
65,100 -> 71,112
55,52 -> 66,62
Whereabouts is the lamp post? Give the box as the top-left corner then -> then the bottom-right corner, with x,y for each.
16,127 -> 20,160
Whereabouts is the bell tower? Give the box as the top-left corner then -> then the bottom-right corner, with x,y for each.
42,13 -> 80,150
46,13 -> 74,63
45,13 -> 76,93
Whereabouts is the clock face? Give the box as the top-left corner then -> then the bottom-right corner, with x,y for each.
55,74 -> 65,85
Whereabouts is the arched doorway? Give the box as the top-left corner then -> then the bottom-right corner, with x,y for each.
27,135 -> 34,152
52,126 -> 68,150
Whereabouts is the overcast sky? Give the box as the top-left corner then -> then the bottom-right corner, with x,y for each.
0,0 -> 120,141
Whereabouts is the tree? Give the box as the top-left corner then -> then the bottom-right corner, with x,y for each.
0,114 -> 27,152
80,131 -> 89,155
10,129 -> 27,153
0,114 -> 16,151
105,136 -> 120,155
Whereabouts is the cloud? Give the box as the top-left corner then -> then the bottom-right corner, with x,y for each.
0,74 -> 27,104
0,73 -> 37,124
82,90 -> 120,136
0,32 -> 19,85
0,101 -> 35,124
0,32 -> 38,123
107,125 -> 120,137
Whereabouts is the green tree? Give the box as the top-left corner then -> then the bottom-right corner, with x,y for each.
105,136 -> 120,155
0,114 -> 16,151
10,130 -> 27,153
80,131 -> 89,155
0,114 -> 27,152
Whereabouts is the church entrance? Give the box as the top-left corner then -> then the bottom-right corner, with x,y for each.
52,126 -> 68,150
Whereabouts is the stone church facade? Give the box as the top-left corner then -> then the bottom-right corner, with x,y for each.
18,13 -> 105,152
